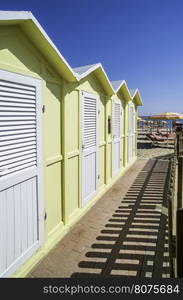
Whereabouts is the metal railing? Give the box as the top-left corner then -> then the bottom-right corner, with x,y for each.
171,126 -> 183,277
167,156 -> 176,277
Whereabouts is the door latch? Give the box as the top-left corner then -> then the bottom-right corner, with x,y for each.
42,105 -> 46,113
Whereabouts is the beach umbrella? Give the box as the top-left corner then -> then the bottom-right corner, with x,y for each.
149,112 -> 183,120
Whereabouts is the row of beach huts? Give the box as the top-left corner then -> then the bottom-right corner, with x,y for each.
0,11 -> 142,277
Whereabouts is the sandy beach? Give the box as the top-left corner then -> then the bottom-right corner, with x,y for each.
137,130 -> 175,160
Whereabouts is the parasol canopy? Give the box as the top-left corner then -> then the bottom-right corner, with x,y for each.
149,112 -> 183,120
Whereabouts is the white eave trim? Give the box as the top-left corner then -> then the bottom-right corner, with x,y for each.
116,80 -> 131,97
73,63 -> 101,80
0,10 -> 32,20
132,89 -> 143,106
74,63 -> 114,94
131,88 -> 138,99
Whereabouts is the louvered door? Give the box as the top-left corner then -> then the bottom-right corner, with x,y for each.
128,103 -> 135,162
0,70 -> 43,277
112,99 -> 121,176
81,92 -> 98,206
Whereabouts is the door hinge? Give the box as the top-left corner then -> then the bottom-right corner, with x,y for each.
98,174 -> 100,179
98,109 -> 100,115
42,105 -> 46,113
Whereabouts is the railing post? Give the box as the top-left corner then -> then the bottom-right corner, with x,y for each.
177,156 -> 183,209
176,208 -> 183,277
176,132 -> 179,160
168,189 -> 174,277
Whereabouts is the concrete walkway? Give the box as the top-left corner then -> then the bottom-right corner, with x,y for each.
29,158 -> 170,278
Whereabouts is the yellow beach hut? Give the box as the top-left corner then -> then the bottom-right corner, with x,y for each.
110,80 -> 132,169
130,89 -> 143,159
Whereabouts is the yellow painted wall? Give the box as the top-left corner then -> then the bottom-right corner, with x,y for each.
98,95 -> 106,189
63,85 -> 80,221
106,98 -> 112,183
67,155 -> 79,219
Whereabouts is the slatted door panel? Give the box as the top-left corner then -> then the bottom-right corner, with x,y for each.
83,95 -> 97,149
0,70 -> 43,278
82,92 -> 98,206
113,101 -> 121,139
0,80 -> 37,176
0,178 -> 38,276
112,100 -> 121,176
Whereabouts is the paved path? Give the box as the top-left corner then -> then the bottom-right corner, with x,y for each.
29,159 -> 170,278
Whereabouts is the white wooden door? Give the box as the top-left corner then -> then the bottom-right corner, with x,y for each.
0,70 -> 44,277
112,99 -> 121,176
128,103 -> 135,162
81,92 -> 98,206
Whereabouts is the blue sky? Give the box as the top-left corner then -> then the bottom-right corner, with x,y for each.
1,0 -> 183,115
